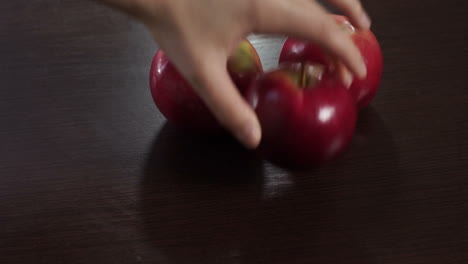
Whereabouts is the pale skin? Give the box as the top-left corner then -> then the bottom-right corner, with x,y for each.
98,0 -> 371,149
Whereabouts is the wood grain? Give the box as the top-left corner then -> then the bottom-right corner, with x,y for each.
1,0 -> 468,263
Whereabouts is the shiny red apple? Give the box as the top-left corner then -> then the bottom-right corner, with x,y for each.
150,39 -> 263,132
279,15 -> 383,110
244,62 -> 357,167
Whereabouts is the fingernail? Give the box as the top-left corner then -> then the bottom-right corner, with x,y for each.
358,61 -> 367,80
343,71 -> 353,88
361,13 -> 372,29
237,121 -> 261,149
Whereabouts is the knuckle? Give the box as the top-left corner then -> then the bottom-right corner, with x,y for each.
319,20 -> 341,46
353,0 -> 364,12
349,0 -> 365,16
330,0 -> 364,20
249,0 -> 271,31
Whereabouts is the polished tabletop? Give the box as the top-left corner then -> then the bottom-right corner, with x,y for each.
2,0 -> 468,263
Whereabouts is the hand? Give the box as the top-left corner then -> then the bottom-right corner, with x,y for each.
101,0 -> 371,149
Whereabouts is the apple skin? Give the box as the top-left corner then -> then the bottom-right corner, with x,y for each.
149,39 -> 263,132
279,15 -> 383,110
244,62 -> 357,167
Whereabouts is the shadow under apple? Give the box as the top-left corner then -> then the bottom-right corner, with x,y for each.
138,108 -> 400,263
142,123 -> 265,187
290,106 -> 403,261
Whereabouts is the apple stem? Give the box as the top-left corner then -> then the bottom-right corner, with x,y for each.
300,63 -> 306,88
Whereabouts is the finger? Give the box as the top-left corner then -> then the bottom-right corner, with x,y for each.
327,57 -> 352,87
253,0 -> 366,79
188,52 -> 261,149
337,61 -> 353,88
326,0 -> 371,29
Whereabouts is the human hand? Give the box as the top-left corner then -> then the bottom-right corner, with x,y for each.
101,0 -> 371,149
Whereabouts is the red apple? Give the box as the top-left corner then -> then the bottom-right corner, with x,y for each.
244,62 -> 357,167
279,15 -> 383,110
150,39 -> 263,132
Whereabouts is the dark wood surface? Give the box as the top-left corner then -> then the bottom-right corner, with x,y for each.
2,0 -> 468,263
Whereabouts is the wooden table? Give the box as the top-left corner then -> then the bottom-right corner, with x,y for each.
2,0 -> 468,263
